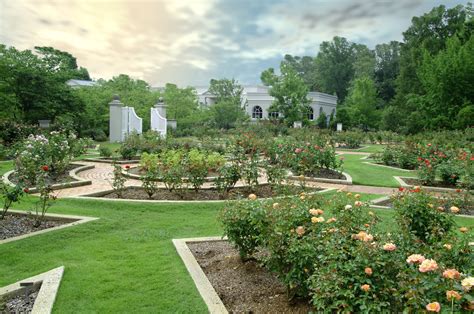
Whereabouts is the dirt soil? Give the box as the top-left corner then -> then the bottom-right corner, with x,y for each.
0,285 -> 40,314
98,185 -> 321,201
188,240 -> 312,313
0,214 -> 72,240
304,168 -> 345,180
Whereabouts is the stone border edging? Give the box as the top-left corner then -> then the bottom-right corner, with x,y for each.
70,187 -> 335,203
288,171 -> 352,185
2,164 -> 94,193
172,237 -> 228,314
0,210 -> 99,245
394,176 -> 461,193
369,195 -> 391,209
0,266 -> 64,314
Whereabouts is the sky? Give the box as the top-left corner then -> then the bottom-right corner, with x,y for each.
0,0 -> 469,87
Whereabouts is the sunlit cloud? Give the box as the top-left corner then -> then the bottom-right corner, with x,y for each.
0,0 -> 468,86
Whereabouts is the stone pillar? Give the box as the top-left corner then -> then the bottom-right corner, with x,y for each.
154,97 -> 167,118
109,95 -> 124,142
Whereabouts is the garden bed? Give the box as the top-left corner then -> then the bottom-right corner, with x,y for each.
0,283 -> 40,313
186,239 -> 311,313
123,166 -> 219,182
0,212 -> 75,241
395,176 -> 463,193
371,196 -> 474,216
288,169 -> 352,185
3,163 -> 94,192
85,185 -> 322,201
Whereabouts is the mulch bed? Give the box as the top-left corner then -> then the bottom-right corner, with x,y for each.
188,240 -> 312,313
404,178 -> 458,189
302,168 -> 345,180
0,284 -> 41,313
0,214 -> 70,240
98,185 -> 321,201
9,163 -> 82,186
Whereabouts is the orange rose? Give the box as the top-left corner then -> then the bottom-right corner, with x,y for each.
248,193 -> 257,200
272,203 -> 279,209
406,254 -> 425,264
442,269 -> 460,280
450,206 -> 460,214
361,284 -> 370,292
326,217 -> 337,223
446,290 -> 462,301
419,259 -> 438,273
383,243 -> 397,251
296,226 -> 305,237
354,201 -> 363,207
426,302 -> 441,312
459,227 -> 468,233
364,267 -> 372,276
443,244 -> 452,250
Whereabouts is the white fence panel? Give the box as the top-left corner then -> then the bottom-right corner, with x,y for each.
150,108 -> 167,137
127,107 -> 143,134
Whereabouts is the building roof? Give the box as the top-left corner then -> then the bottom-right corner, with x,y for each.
66,79 -> 97,87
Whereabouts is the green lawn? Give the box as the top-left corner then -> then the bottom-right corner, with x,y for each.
342,154 -> 415,187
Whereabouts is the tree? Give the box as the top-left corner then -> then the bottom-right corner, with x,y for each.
34,46 -> 90,80
353,44 -> 376,80
374,41 -> 400,105
314,36 -> 357,102
345,76 -> 380,130
261,64 -> 311,126
208,78 -> 247,129
281,54 -> 318,90
163,83 -> 199,121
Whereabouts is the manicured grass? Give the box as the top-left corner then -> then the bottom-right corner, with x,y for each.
94,141 -> 121,154
0,193 -> 472,312
342,154 -> 415,188
0,160 -> 13,176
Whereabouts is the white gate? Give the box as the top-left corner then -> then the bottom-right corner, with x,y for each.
127,107 -> 143,134
150,108 -> 167,137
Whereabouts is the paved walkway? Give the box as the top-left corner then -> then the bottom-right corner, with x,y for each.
54,161 -> 396,198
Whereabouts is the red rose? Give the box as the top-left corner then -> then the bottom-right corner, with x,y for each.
398,187 -> 405,192
41,165 -> 49,171
456,189 -> 461,193
23,188 -> 29,193
125,165 -> 130,169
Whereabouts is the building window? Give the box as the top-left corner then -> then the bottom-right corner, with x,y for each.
252,106 -> 263,119
269,111 -> 279,119
307,107 -> 314,120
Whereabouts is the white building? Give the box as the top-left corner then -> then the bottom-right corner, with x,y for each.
196,85 -> 337,122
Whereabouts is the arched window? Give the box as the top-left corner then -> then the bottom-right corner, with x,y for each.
269,111 -> 279,119
252,106 -> 263,119
307,107 -> 314,120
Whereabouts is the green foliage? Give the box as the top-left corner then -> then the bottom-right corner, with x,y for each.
98,145 -> 112,158
261,64 -> 311,126
316,111 -> 327,128
214,163 -> 241,195
32,167 -> 56,227
344,76 -> 380,130
0,182 -> 24,219
111,164 -> 126,198
393,189 -> 455,244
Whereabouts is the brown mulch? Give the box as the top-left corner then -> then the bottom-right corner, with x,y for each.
0,285 -> 40,313
98,185 -> 321,201
188,240 -> 312,313
0,214 -> 71,240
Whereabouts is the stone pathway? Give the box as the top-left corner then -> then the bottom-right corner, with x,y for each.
54,161 -> 397,198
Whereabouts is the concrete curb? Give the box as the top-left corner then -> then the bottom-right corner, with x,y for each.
0,210 -> 99,245
173,237 -> 228,314
2,164 -> 94,193
70,187 -> 335,203
0,266 -> 64,314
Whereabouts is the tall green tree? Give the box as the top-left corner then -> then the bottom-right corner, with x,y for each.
374,41 -> 400,105
207,78 -> 247,129
345,76 -> 380,130
163,83 -> 198,121
281,54 -> 318,91
261,63 -> 311,126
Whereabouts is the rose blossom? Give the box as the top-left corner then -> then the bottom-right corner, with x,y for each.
419,259 -> 438,273
344,205 -> 352,210
41,165 -> 49,171
326,217 -> 337,223
459,227 -> 468,233
296,226 -> 305,236
450,206 -> 460,214
272,203 -> 279,209
353,231 -> 373,242
446,290 -> 462,301
406,254 -> 425,264
311,217 -> 325,223
248,194 -> 257,200
361,284 -> 370,292
294,148 -> 303,154
443,244 -> 452,250
461,277 -> 474,291
442,269 -> 460,280
383,243 -> 397,251
354,201 -> 362,207
364,267 -> 372,276
425,302 -> 440,313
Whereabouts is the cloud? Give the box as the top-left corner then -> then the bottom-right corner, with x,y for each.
0,0 -> 468,86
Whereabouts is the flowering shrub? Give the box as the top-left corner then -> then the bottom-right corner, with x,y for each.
111,163 -> 126,198
214,163 -> 241,195
221,191 -> 473,312
32,166 -> 56,227
99,145 -> 112,158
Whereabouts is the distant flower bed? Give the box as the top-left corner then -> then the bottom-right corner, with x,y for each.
220,190 -> 473,312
